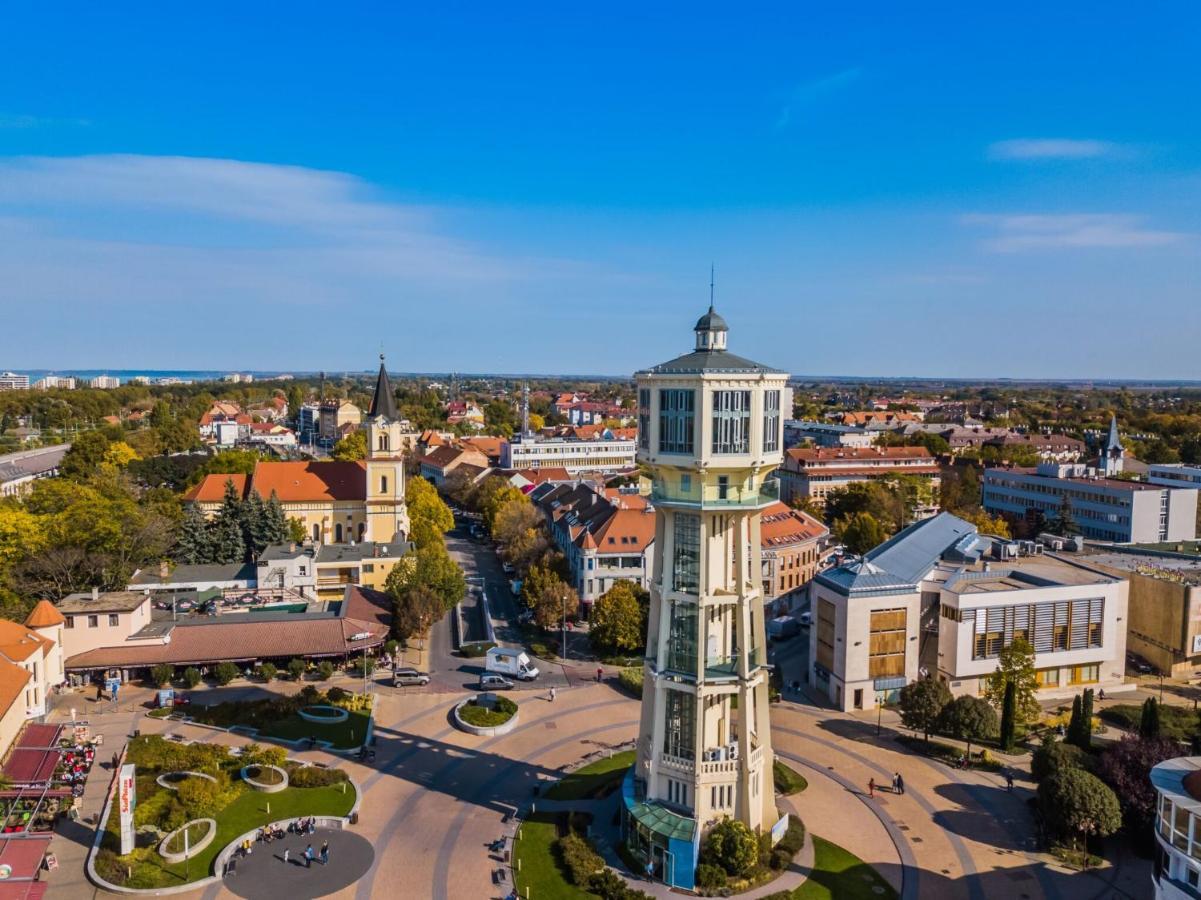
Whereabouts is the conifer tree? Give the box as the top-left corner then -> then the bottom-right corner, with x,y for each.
1078,688 -> 1094,750
1067,694 -> 1085,747
263,491 -> 290,545
211,478 -> 247,563
175,503 -> 213,564
1140,697 -> 1162,739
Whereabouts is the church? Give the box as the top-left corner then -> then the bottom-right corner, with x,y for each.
185,357 -> 410,544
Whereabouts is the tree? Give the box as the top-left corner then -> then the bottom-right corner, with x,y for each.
174,503 -> 212,564
258,662 -> 278,682
1031,734 -> 1087,782
897,677 -> 952,744
213,661 -> 239,685
702,818 -> 758,877
522,562 -> 577,629
1066,694 -> 1085,748
938,695 -> 997,761
288,658 -> 307,681
150,663 -> 174,687
385,542 -> 466,611
59,431 -> 111,481
317,661 -> 334,681
590,580 -> 645,653
406,477 -> 454,549
835,511 -> 885,555
1038,767 -> 1121,855
330,430 -> 367,461
959,509 -> 1012,539
1139,697 -> 1162,739
391,584 -> 444,642
102,441 -> 140,469
1048,495 -> 1080,537
209,478 -> 247,564
1078,688 -> 1095,751
1096,735 -> 1181,841
182,666 -> 202,688
984,635 -> 1040,726
999,681 -> 1017,752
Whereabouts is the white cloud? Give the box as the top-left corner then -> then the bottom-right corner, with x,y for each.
987,139 -> 1119,161
775,68 -> 861,129
962,213 -> 1186,252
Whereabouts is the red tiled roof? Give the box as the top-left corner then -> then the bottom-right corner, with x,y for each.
787,446 -> 934,463
759,502 -> 828,547
250,461 -> 366,502
0,660 -> 29,727
183,473 -> 250,503
591,508 -> 655,554
24,600 -> 65,629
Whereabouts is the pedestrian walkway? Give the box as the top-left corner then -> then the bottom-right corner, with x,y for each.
223,827 -> 374,900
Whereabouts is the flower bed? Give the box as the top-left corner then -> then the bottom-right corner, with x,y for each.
158,818 -> 216,863
241,764 -> 288,793
453,696 -> 519,736
297,705 -> 349,724
155,770 -> 218,791
186,686 -> 373,750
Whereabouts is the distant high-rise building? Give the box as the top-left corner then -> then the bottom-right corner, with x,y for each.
33,375 -> 76,390
0,373 -> 30,391
89,375 -> 120,389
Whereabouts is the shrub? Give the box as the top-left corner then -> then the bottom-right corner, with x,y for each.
1032,737 -> 1088,782
213,662 -> 239,686
617,667 -> 644,697
327,686 -> 349,704
288,658 -> 307,681
176,775 -> 225,819
588,869 -> 653,900
258,662 -> 278,682
459,641 -> 497,658
147,707 -> 173,719
556,831 -> 604,886
384,639 -> 399,656
317,661 -> 335,681
287,764 -> 349,788
182,667 -> 202,688
240,743 -> 288,769
703,818 -> 758,877
694,863 -> 728,891
150,663 -> 175,688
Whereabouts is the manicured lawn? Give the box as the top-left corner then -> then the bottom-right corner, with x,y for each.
793,836 -> 897,900
259,709 -> 372,749
544,751 -> 635,801
1101,703 -> 1197,741
459,696 -> 518,728
99,782 -> 355,888
512,811 -> 595,900
773,759 -> 808,796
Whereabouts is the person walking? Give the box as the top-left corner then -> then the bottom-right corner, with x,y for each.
283,847 -> 290,865
596,667 -> 603,683
320,841 -> 329,866
868,777 -> 875,799
896,773 -> 905,795
1005,771 -> 1015,792
549,686 -> 556,702
304,844 -> 313,868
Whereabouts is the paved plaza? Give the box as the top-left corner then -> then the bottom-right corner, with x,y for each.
224,828 -> 374,900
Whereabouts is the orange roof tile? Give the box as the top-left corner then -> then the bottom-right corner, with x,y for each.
250,461 -> 366,502
591,508 -> 655,553
0,620 -> 52,664
24,600 -> 65,629
0,659 -> 30,721
183,473 -> 250,503
759,502 -> 828,547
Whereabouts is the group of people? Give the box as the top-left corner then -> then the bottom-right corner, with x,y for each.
867,772 -> 905,798
282,841 -> 329,868
292,817 -> 318,835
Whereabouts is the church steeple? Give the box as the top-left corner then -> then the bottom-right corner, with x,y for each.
1100,413 -> 1125,476
369,354 -> 398,420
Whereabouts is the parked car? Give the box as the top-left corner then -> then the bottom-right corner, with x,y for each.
393,667 -> 431,686
502,562 -> 515,576
1127,652 -> 1154,675
478,674 -> 514,691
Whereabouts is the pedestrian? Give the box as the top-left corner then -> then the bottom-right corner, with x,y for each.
111,753 -> 119,771
549,686 -> 556,702
304,844 -> 313,868
1099,688 -> 1106,701
896,773 -> 905,795
596,667 -> 603,683
283,847 -> 290,865
1005,771 -> 1015,792
320,841 -> 329,865
891,772 -> 899,793
868,777 -> 875,799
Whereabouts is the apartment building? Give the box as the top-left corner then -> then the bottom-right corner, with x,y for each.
982,463 -> 1199,543
783,420 -> 874,449
809,512 -> 1130,711
777,446 -> 940,507
0,444 -> 69,497
0,373 -> 30,391
89,375 -> 120,389
319,400 -> 362,442
759,501 -> 828,616
33,375 -> 76,390
502,433 -> 637,475
1149,464 -> 1201,490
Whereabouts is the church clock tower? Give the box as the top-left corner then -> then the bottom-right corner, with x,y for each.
364,355 -> 410,542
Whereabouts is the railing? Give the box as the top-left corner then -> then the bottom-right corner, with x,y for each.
704,656 -> 739,679
700,757 -> 739,775
749,745 -> 764,770
659,753 -> 695,775
651,477 -> 781,509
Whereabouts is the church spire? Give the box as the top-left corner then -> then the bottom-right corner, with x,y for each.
1105,414 -> 1123,452
368,353 -> 398,420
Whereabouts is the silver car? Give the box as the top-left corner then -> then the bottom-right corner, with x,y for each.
393,667 -> 430,686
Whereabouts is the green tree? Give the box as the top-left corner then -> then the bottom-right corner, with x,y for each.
703,818 -> 758,877
835,511 -> 886,554
150,663 -> 174,688
984,635 -> 1040,726
209,478 -> 247,564
999,681 -> 1017,752
182,667 -> 202,688
1139,697 -> 1162,739
897,677 -> 952,744
1078,689 -> 1095,751
938,695 -> 997,761
317,661 -> 334,681
589,580 -> 645,653
330,430 -> 368,460
1031,735 -> 1088,782
213,661 -> 239,685
59,431 -> 111,481
522,562 -> 577,629
288,658 -> 307,681
385,542 -> 465,611
406,477 -> 454,549
391,584 -> 444,643
258,662 -> 278,682
1038,767 -> 1121,856
174,503 -> 212,564
1067,694 -> 1085,748
1048,495 -> 1081,537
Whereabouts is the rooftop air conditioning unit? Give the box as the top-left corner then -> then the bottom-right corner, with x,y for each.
726,742 -> 739,760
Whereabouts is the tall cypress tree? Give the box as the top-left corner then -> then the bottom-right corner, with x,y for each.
1066,694 -> 1084,747
1078,688 -> 1094,750
175,503 -> 213,564
1140,697 -> 1162,739
999,680 -> 1017,752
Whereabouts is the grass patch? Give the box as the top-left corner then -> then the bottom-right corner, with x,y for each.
1101,703 -> 1197,741
793,836 -> 897,900
773,760 -> 808,796
513,811 -> 595,900
616,667 -> 643,698
163,820 -> 210,855
243,765 -> 284,785
459,696 -> 518,728
187,687 -> 373,750
544,751 -> 634,801
258,709 -> 372,750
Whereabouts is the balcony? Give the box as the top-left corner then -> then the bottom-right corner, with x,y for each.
704,656 -> 739,680
659,753 -> 695,776
651,477 -> 780,510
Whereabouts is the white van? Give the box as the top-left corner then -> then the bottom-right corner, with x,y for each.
485,647 -> 540,681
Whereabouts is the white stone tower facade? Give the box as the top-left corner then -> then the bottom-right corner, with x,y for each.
622,307 -> 789,889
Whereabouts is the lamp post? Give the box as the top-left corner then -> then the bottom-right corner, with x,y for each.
877,693 -> 885,737
561,593 -> 568,661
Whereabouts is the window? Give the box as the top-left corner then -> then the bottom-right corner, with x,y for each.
638,389 -> 650,450
681,474 -> 691,494
1036,667 -> 1060,688
658,389 -> 695,454
381,475 -> 388,493
711,390 -> 751,454
868,608 -> 907,677
666,600 -> 698,673
815,598 -> 836,671
662,689 -> 695,758
1070,663 -> 1100,685
717,476 -> 729,501
672,513 -> 700,593
763,390 -> 780,453
64,616 -> 74,630
87,615 -> 98,628
108,614 -> 119,627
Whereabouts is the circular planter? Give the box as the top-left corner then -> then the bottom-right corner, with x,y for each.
240,764 -> 289,793
452,697 -> 519,737
158,818 -> 216,864
155,771 -> 217,792
298,705 -> 349,724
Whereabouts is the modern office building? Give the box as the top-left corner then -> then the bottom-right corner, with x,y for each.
1150,756 -> 1201,899
623,306 -> 787,891
1149,464 -> 1201,490
501,433 -> 636,474
982,462 -> 1199,543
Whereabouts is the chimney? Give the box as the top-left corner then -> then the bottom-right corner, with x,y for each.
91,586 -> 99,601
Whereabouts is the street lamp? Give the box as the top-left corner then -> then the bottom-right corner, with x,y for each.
561,593 -> 568,661
876,693 -> 885,737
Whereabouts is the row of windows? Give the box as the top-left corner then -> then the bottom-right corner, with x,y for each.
961,598 -> 1105,660
64,614 -> 120,629
1159,792 -> 1201,862
651,389 -> 783,456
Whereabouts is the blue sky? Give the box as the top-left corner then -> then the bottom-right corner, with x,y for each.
1,3 -> 1198,378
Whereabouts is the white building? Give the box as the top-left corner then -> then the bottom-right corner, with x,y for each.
1150,756 -> 1201,899
502,433 -> 636,475
33,375 -> 76,390
89,375 -> 120,389
810,512 -> 1130,711
0,444 -> 70,497
783,419 -> 874,449
0,373 -> 30,391
1149,464 -> 1201,490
